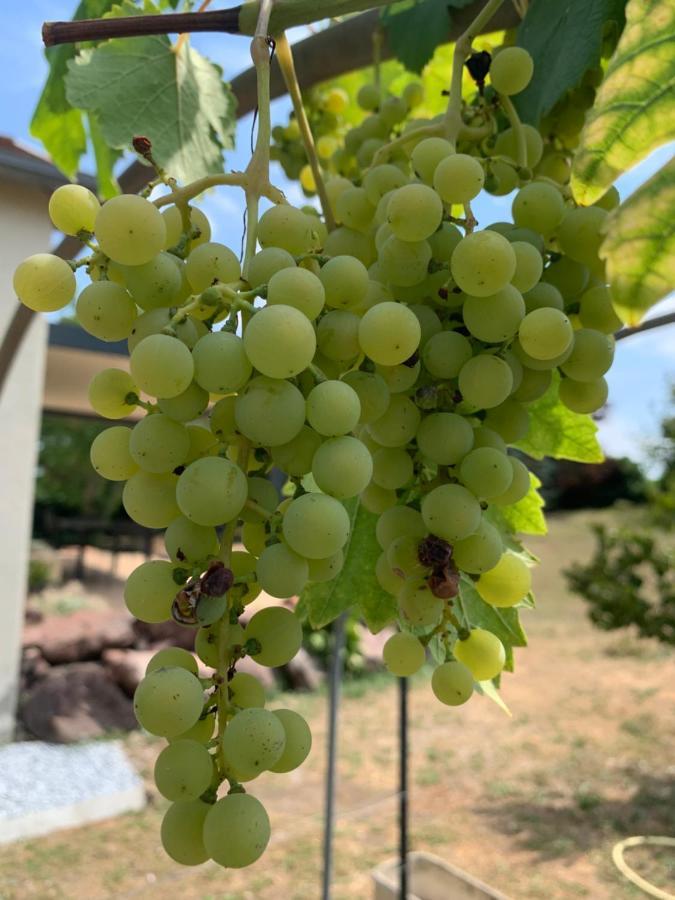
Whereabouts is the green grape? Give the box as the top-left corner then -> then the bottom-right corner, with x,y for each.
358,301 -> 421,367
376,551 -> 404,594
335,187 -> 375,232
383,632 -> 426,676
306,380 -> 361,436
398,579 -> 444,628
312,435 -> 373,498
484,399 -> 530,443
247,247 -> 296,286
255,542 -> 309,598
123,252 -> 182,311
130,334 -> 194,399
241,521 -> 266,557
518,308 -> 574,360
341,371 -> 390,423
123,471 -> 180,528
130,413 -> 189,474
421,483 -> 481,542
307,550 -> 344,583
127,308 -> 198,354
222,707 -> 285,779
510,242 -> 543,293
487,160 -> 519,196
158,382 -> 209,423
379,235 -> 432,287
462,285 -> 525,343
507,227 -> 545,253
231,550 -> 262,605
409,304 -> 443,347
453,519 -> 503,574
357,279 -> 393,314
203,794 -> 270,869
512,182 -> 565,235
258,205 -> 315,255
185,424 -> 219,464
363,164 -> 408,205
512,366 -> 552,402
154,739 -> 213,801
357,137 -> 386,168
542,256 -> 589,299
368,395 -> 421,448
210,396 -> 237,441
161,800 -> 209,866
125,559 -> 179,622
410,137 -> 453,184
317,310 -> 361,362
194,626 -> 219,667
492,456 -> 531,506
451,231 -> 516,297
454,628 -> 505,680
192,332 -> 252,394
164,515 -> 218,563
593,185 -> 620,210
560,329 -> 614,381
578,285 -> 623,333
536,149 -> 571,184
403,81 -> 425,108
556,206 -> 608,267
325,175 -> 353,213
48,183 -> 100,235
416,412 -> 474,466
235,376 -> 305,447
169,712 -> 215,744
372,447 -> 413,490
162,204 -> 211,249
559,376 -> 608,413
134,667 -> 204,736
493,124 -> 543,167
376,505 -> 426,550
147,647 -> 198,675
459,447 -> 513,499
433,154 -> 485,204
267,267 -> 325,320
229,672 -> 266,709
381,95 -> 408,127
361,482 -> 397,514
319,255 -> 370,311
95,194 -> 166,266
476,552 -> 532,607
185,241 -> 240,292
323,226 -> 376,267
282,493 -> 350,559
176,456 -> 248,526
472,425 -> 507,454
458,354 -> 513,409
13,253 -> 76,312
511,337 -> 572,371
240,477 -> 278,523
431,661 -> 474,706
270,710 -> 312,773
503,348 -> 523,393
90,426 -> 137,481
243,304 -> 316,379
271,426 -> 323,477
375,362 -> 420,394
357,83 -> 380,110
523,282 -> 564,313
387,184 -> 443,242
490,46 -> 534,95
422,330 -> 472,379
245,606 -> 303,667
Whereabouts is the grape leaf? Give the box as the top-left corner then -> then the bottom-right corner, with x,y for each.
601,155 -> 675,325
65,34 -> 236,183
514,0 -> 627,125
457,577 -> 527,674
301,498 -> 396,633
572,0 -> 675,205
87,113 -> 122,199
475,679 -> 512,717
515,373 -> 603,463
381,0 -> 475,75
497,473 -> 547,536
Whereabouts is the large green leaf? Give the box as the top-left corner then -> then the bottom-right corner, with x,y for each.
457,578 -> 528,673
515,373 -> 603,463
381,0 -> 474,75
301,499 -> 396,633
515,0 -> 626,125
572,0 -> 675,204
87,113 -> 122,199
495,473 -> 547,536
30,0 -> 118,179
601,155 -> 675,325
65,34 -> 236,183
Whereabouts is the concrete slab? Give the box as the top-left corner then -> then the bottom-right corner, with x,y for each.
0,740 -> 145,845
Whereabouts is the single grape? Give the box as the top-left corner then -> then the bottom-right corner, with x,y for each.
229,672 -> 266,709
542,256 -> 589,299
123,252 -> 182,311
472,425 -> 507,454
476,552 -> 532,607
125,559 -> 179,623
158,382 -> 209,423
361,482 -> 397,514
341,371 -> 390,423
169,713 -> 215,744
88,369 -> 137,419
398,579 -> 444,628
459,447 -> 513,499
247,247 -> 296,287
451,231 -> 516,297
458,354 -> 514,409
387,184 -> 443,242
222,707 -> 286,780
433,154 -> 485,204
379,235 -> 432,287
185,424 -> 219,464
357,83 -> 380,110
184,241 -> 240,292
127,307 -> 198,353
431,661 -> 474,706
282,492 -> 350,559
512,366 -> 552,402
95,194 -> 166,266
231,550 -> 262,605
162,204 -> 211,249
372,446 -> 413,490
410,137 -> 453,184
323,226 -> 376,267
270,710 -> 312,773
129,413 -> 189,474
306,380 -> 361,437
154,739 -> 213,801
428,222 -> 463,262
523,282 -> 565,313
147,647 -> 198,675
453,519 -> 503,574
490,46 -> 534,95
335,187 -> 375,232
164,516 -> 218,563
578,285 -> 623,333
512,182 -> 565,235
134,667 -> 204,737
560,329 -> 614,381
454,629 -> 505,681
422,330 -> 473,379
363,164 -> 408,205
491,457 -> 531,506
494,124 -> 543,167
421,484 -> 482,542
376,505 -> 426,550
203,793 -> 270,869
518,308 -> 574,360
161,800 -> 209,866
403,82 -> 424,108
510,242 -> 544,293
416,412 -> 474,466
245,606 -> 303,667
271,426 -> 323,477
383,632 -> 426,677
90,426 -> 137,481
256,543 -> 309,598
319,255 -> 370,310
484,399 -> 530,443
192,331 -> 252,394
239,477 -> 278,524
258,205 -> 314,255
13,253 -> 76,312
130,334 -> 194,399
49,184 -> 100,235
556,206 -> 608,268
235,376 -> 306,447
123,471 -> 180,528
243,304 -> 316,379
559,376 -> 608,413
176,456 -> 248,526
359,301 -> 421,367
307,550 -> 344,583
312,435 -> 373,498
376,552 -> 404,595
368,395 -> 421,448
462,285 -> 525,343
268,266 -> 325,319
317,310 -> 361,362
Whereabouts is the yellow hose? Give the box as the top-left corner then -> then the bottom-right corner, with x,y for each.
612,836 -> 675,900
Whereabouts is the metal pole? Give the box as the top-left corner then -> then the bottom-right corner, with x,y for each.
321,613 -> 346,900
399,676 -> 409,899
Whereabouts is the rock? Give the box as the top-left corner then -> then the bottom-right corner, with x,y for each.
282,647 -> 323,691
20,647 -> 50,688
103,648 -> 156,696
235,655 -> 277,691
355,624 -> 393,671
132,619 -> 196,651
23,610 -> 136,664
20,663 -> 137,743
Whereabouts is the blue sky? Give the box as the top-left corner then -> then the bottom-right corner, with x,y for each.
2,2 -> 673,471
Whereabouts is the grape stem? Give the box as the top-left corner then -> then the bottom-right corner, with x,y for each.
274,33 -> 336,231
498,93 -> 527,168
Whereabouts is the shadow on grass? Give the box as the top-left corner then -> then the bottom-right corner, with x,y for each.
477,771 -> 675,860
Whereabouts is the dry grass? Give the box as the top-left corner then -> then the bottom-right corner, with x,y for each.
3,508 -> 674,900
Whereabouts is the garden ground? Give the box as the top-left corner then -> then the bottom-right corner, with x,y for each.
2,508 -> 673,900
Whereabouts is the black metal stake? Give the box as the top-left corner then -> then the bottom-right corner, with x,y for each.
399,676 -> 409,899
321,613 -> 346,900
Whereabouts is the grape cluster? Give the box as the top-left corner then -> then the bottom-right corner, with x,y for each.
13,39 -> 621,870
